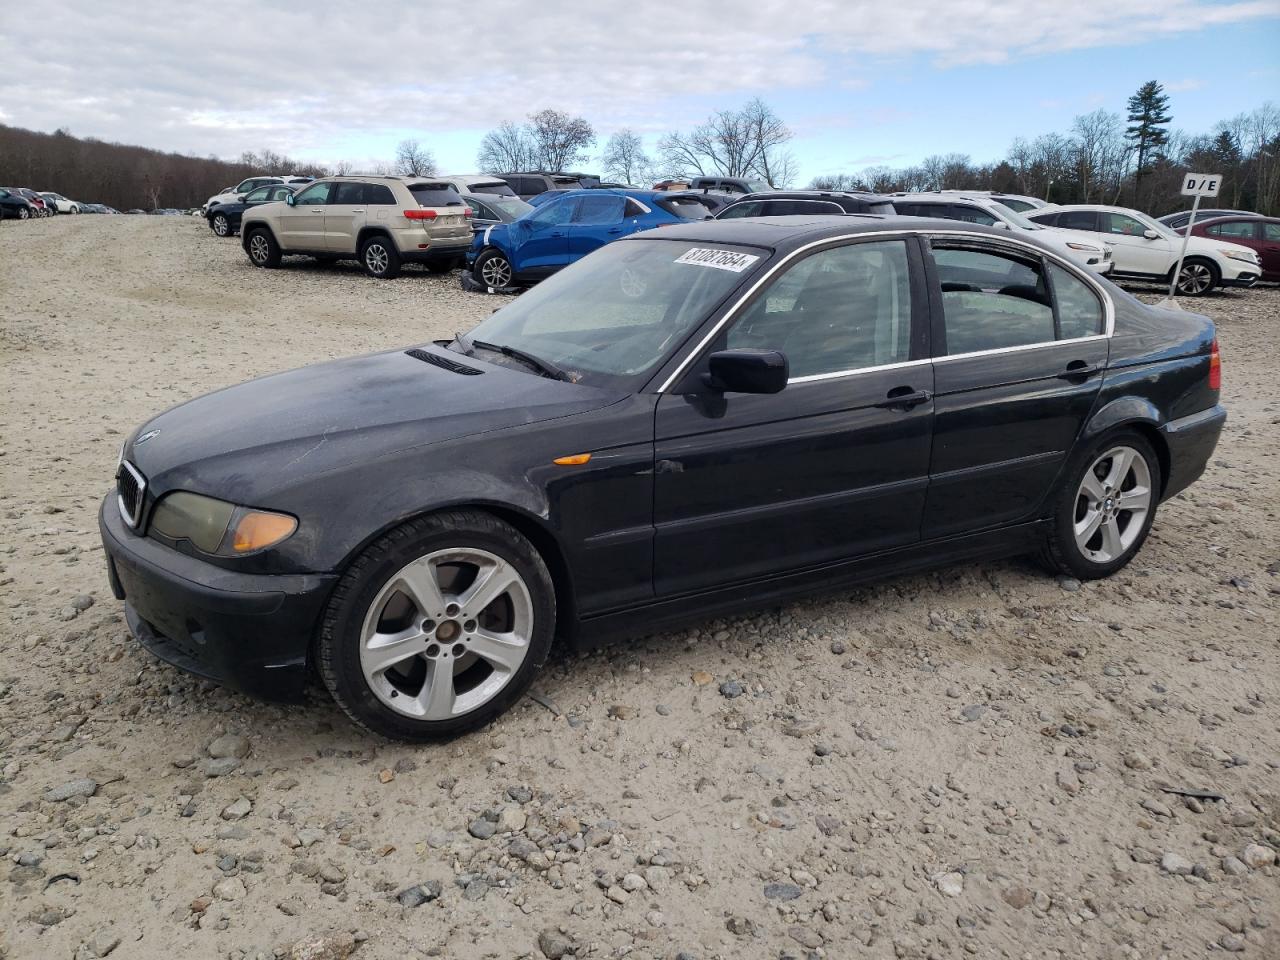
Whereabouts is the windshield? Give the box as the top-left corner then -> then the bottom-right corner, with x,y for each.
457,238 -> 767,389
989,202 -> 1043,230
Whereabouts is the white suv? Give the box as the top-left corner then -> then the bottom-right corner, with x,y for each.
240,176 -> 473,279
1029,205 -> 1261,296
202,176 -> 314,214
40,192 -> 81,214
892,193 -> 1113,274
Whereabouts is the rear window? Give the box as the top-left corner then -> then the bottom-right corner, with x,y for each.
408,183 -> 464,207
656,197 -> 713,219
469,181 -> 517,197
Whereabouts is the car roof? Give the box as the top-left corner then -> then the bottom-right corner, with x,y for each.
541,188 -> 673,202
442,174 -> 508,184
620,214 -> 1033,251
1194,214 -> 1277,224
728,190 -> 892,202
1037,204 -> 1145,214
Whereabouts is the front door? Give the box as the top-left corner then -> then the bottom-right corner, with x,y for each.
1100,211 -> 1172,276
513,196 -> 575,274
922,240 -> 1109,538
567,194 -> 627,261
653,237 -> 933,596
277,181 -> 331,249
1262,222 -> 1280,278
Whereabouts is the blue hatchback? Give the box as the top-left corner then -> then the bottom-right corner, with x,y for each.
466,189 -> 709,288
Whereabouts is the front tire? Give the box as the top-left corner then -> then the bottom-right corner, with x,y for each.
1175,257 -> 1219,297
211,214 -> 231,237
360,235 -> 401,279
1041,432 -> 1161,580
317,510 -> 555,741
245,228 -> 281,268
473,248 -> 514,289
18,207 -> 29,220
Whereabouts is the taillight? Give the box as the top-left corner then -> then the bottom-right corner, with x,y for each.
463,207 -> 473,217
404,209 -> 437,220
1208,338 -> 1221,390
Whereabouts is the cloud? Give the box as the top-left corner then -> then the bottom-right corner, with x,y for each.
0,0 -> 1275,165
1164,78 -> 1204,92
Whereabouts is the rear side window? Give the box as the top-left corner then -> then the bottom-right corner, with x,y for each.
409,184 -> 464,207
932,245 -> 1055,354
574,195 -> 625,224
244,187 -> 272,202
367,184 -> 396,205
949,205 -> 998,226
1206,220 -> 1257,239
758,200 -> 844,216
864,201 -> 896,215
270,186 -> 293,201
1057,211 -> 1099,231
332,182 -> 366,204
1049,264 -> 1104,339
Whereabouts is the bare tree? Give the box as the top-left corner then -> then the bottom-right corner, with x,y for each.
394,139 -> 436,177
658,98 -> 793,184
477,121 -> 539,172
600,129 -> 651,185
333,159 -> 354,176
527,109 -> 595,171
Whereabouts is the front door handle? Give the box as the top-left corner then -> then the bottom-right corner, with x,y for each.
607,227 -> 624,234
874,386 -> 931,410
310,208 -> 324,214
1057,361 -> 1101,380
551,231 -> 565,237
350,208 -> 365,213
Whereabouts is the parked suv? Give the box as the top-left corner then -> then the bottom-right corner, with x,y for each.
1157,208 -> 1257,232
40,192 -> 81,214
893,193 -> 1113,274
240,177 -> 473,279
1029,204 -> 1261,295
203,176 -> 314,214
689,175 -> 769,195
437,175 -> 519,198
1187,216 -> 1280,282
717,190 -> 896,219
495,172 -> 596,200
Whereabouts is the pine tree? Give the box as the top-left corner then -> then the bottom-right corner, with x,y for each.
1210,130 -> 1241,165
1125,81 -> 1173,202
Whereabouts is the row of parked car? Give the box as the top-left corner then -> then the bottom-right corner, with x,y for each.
199,170 -> 1272,295
0,186 -> 102,219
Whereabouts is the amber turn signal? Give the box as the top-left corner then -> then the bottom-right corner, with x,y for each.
553,453 -> 592,466
231,511 -> 298,552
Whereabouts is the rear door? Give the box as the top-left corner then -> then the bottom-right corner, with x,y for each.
922,239 -> 1109,538
323,181 -> 368,253
567,194 -> 626,260
275,181 -> 331,249
653,236 -> 933,595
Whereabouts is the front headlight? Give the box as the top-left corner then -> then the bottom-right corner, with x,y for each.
1066,242 -> 1102,253
1218,248 -> 1259,264
150,491 -> 297,556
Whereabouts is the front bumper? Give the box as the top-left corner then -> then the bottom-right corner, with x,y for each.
1160,404 -> 1226,501
1220,273 -> 1259,289
99,497 -> 335,702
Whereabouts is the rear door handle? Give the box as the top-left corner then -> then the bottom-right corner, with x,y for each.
874,387 -> 931,410
310,208 -> 324,214
1057,361 -> 1101,380
607,227 -> 624,234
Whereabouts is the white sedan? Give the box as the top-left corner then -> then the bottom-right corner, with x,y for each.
1029,204 -> 1261,296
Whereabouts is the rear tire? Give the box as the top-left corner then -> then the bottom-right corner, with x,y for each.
1039,431 -> 1161,580
1175,257 -> 1219,297
245,228 -> 281,268
360,235 -> 401,279
317,510 -> 555,741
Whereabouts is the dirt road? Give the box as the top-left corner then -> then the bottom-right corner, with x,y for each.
1,216 -> 1276,960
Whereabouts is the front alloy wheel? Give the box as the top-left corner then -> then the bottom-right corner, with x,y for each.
212,214 -> 230,236
476,250 -> 513,288
18,207 -> 29,220
1176,260 -> 1215,296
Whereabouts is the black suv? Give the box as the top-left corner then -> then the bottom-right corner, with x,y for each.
496,172 -> 600,200
716,191 -> 896,219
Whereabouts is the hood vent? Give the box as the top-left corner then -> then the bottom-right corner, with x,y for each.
404,348 -> 483,376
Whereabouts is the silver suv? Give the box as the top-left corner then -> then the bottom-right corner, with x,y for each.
240,177 -> 473,279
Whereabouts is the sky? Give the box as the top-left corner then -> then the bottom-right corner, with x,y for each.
1,0 -> 1277,184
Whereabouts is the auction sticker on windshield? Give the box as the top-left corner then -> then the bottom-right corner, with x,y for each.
674,247 -> 761,272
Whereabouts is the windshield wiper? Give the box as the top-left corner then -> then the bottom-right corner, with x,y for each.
470,339 -> 573,382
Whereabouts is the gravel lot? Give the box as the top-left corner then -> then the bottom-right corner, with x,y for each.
1,216 -> 1277,960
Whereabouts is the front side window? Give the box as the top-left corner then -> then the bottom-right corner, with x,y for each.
725,240 -> 914,378
932,245 -> 1054,354
528,197 -> 576,228
1206,220 -> 1257,239
292,182 -> 331,206
759,200 -> 844,217
1103,212 -> 1147,236
235,179 -> 257,193
1265,223 -> 1280,242
244,187 -> 272,202
574,195 -> 625,224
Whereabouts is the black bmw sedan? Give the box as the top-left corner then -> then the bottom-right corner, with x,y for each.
101,216 -> 1226,741
206,183 -> 299,237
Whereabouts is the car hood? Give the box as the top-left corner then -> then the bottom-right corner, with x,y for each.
1184,234 -> 1255,258
126,345 -> 623,504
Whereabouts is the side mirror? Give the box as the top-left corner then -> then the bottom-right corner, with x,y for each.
285,193 -> 296,207
703,349 -> 789,394
991,221 -> 1010,230
1143,229 -> 1159,240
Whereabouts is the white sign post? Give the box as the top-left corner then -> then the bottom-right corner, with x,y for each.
1166,172 -> 1221,302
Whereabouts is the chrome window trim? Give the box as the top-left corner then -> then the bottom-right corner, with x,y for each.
654,228 -> 1115,394
788,357 -> 931,385
117,459 -> 146,529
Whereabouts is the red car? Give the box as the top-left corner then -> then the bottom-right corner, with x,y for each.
1189,216 -> 1280,282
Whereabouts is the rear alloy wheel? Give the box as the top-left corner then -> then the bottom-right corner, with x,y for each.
474,249 -> 514,289
1175,258 -> 1218,297
1041,432 -> 1161,579
245,228 -> 281,268
318,511 -> 554,740
211,213 -> 231,237
361,236 -> 401,279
